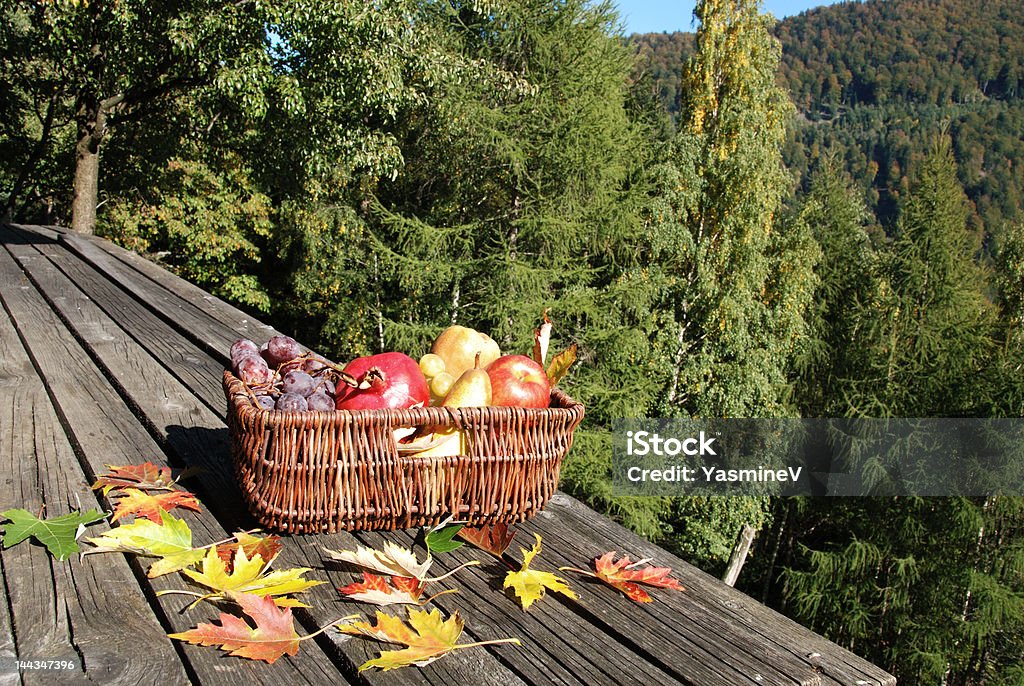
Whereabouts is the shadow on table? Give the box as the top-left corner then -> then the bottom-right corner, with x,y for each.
165,423 -> 260,532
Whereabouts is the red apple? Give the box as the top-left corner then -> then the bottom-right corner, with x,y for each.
485,355 -> 551,408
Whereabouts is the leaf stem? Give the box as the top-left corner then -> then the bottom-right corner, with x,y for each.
298,615 -> 362,641
453,637 -> 522,649
421,560 -> 480,582
558,566 -> 596,578
421,588 -> 460,605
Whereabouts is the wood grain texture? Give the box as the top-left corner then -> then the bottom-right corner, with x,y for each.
0,247 -> 188,686
532,494 -> 897,686
0,235 -> 353,686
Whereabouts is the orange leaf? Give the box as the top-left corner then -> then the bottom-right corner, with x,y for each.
216,532 -> 283,571
457,523 -> 516,558
169,592 -> 300,663
339,573 -> 425,606
93,462 -> 175,495
565,552 -> 685,603
111,488 -> 201,523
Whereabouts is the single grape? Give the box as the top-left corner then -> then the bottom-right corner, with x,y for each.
315,377 -> 336,396
429,371 -> 455,399
266,335 -> 302,366
282,370 -> 315,397
275,392 -> 308,412
255,394 -> 276,410
303,354 -> 330,373
230,339 -> 259,365
236,355 -> 274,386
306,391 -> 334,411
419,353 -> 446,378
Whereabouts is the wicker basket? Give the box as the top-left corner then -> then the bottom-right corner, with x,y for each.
223,371 -> 585,533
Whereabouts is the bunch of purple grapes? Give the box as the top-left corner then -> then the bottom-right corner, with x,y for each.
230,335 -> 339,412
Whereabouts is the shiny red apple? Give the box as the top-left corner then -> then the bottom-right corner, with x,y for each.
485,355 -> 551,408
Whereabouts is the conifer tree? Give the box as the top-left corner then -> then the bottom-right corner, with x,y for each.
776,140 -> 1023,685
793,157 -> 878,417
848,135 -> 996,417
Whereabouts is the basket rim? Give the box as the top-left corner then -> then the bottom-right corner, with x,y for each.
223,370 -> 585,428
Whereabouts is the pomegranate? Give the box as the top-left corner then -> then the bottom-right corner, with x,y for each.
335,352 -> 430,411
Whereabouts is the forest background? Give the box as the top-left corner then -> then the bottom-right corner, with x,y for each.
2,0 -> 1023,683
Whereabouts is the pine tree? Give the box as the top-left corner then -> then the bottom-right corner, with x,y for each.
848,135 -> 996,418
775,139 -> 1022,685
793,157 -> 878,417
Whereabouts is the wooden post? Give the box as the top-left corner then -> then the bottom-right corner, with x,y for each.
722,524 -> 757,587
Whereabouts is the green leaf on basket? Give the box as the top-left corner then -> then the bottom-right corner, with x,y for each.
1,507 -> 107,560
425,524 -> 464,554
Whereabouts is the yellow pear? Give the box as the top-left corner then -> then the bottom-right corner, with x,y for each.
410,355 -> 490,458
442,355 -> 492,409
430,325 -> 501,379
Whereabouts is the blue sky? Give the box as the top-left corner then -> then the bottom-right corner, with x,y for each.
613,0 -> 844,34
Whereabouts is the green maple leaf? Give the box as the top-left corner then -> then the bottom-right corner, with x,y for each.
1,508 -> 107,560
425,523 -> 464,554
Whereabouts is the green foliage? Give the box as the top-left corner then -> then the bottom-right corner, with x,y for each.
99,156 -> 273,312
1,0 -> 279,228
848,137 -> 996,418
625,0 -> 818,569
779,496 -> 1024,685
793,157 -> 878,417
1,507 -> 107,561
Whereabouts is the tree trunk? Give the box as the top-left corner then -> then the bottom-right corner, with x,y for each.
722,524 -> 757,587
70,104 -> 107,234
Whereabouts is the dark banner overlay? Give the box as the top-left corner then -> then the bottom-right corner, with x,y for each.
611,419 -> 1024,497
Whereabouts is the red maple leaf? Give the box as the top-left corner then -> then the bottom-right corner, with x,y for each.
457,523 -> 516,557
563,552 -> 685,603
339,573 -> 425,606
93,462 -> 176,494
168,592 -> 300,663
215,532 -> 283,571
110,488 -> 201,523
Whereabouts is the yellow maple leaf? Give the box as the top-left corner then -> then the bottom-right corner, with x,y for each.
85,510 -> 205,578
337,608 -> 519,671
180,546 -> 323,607
503,533 -> 577,610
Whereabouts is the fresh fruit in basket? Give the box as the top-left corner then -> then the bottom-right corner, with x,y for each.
334,352 -> 429,411
230,337 -> 342,412
430,325 -> 501,379
487,354 -> 551,408
410,354 -> 492,458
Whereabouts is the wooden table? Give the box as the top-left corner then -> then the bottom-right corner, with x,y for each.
0,223 -> 896,686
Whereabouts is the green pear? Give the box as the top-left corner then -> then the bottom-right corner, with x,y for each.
442,354 -> 492,408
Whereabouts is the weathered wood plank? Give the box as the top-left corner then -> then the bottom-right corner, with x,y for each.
3,231 -> 527,686
0,234 -> 352,686
352,528 -> 692,686
533,494 -> 897,686
505,512 -> 820,686
26,236 -> 226,412
0,252 -> 188,686
0,529 -> 19,686
58,229 -> 275,357
5,225 -> 898,686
